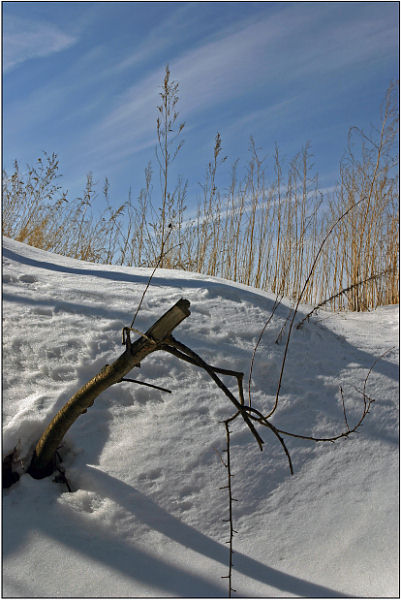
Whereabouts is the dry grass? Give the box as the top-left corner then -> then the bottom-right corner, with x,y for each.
2,154 -> 128,264
324,82 -> 399,310
3,76 -> 398,311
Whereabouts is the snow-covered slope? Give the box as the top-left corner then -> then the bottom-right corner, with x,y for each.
2,237 -> 399,598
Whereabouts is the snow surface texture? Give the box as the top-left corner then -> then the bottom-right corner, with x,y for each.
2,236 -> 399,598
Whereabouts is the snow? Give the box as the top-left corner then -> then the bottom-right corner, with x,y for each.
2,236 -> 399,598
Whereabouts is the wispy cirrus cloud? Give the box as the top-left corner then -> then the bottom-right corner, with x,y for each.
89,2 -> 396,171
5,2 -> 395,194
85,7 -> 307,164
3,15 -> 77,72
113,3 -> 204,73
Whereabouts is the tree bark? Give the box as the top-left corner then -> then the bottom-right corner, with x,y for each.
28,298 -> 191,479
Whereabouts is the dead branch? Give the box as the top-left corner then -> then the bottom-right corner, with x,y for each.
162,336 -> 264,450
160,343 -> 246,405
272,348 -> 394,446
240,406 -> 294,474
28,298 -> 191,479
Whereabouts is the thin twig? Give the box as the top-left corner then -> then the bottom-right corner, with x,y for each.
266,199 -> 364,420
248,293 -> 283,407
130,228 -> 173,329
120,378 -> 171,393
339,385 -> 349,430
273,347 -> 395,444
164,336 -> 264,450
296,269 -> 392,329
274,307 -> 292,345
160,344 -> 244,377
214,446 -> 228,468
221,421 -> 237,597
122,326 -> 157,346
361,347 -> 396,415
241,406 -> 294,474
160,343 -> 246,405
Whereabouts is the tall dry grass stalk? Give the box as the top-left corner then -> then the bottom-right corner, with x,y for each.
324,81 -> 399,310
2,153 -> 128,265
2,77 -> 398,311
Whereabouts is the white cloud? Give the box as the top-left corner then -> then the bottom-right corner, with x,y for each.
96,1 -> 396,156
87,8 -> 308,164
114,3 -> 201,73
10,3 -> 393,179
94,2 -> 390,163
3,15 -> 77,72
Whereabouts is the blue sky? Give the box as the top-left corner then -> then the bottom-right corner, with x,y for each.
3,1 -> 399,210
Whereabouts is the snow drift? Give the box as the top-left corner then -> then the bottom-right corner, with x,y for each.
2,237 -> 399,597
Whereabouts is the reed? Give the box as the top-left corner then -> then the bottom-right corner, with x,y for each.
2,77 -> 398,311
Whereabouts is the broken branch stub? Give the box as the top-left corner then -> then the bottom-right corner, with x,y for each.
28,298 -> 191,479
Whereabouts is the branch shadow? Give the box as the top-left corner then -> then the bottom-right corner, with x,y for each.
78,464 -> 349,597
3,465 -> 349,598
2,485 -> 226,598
